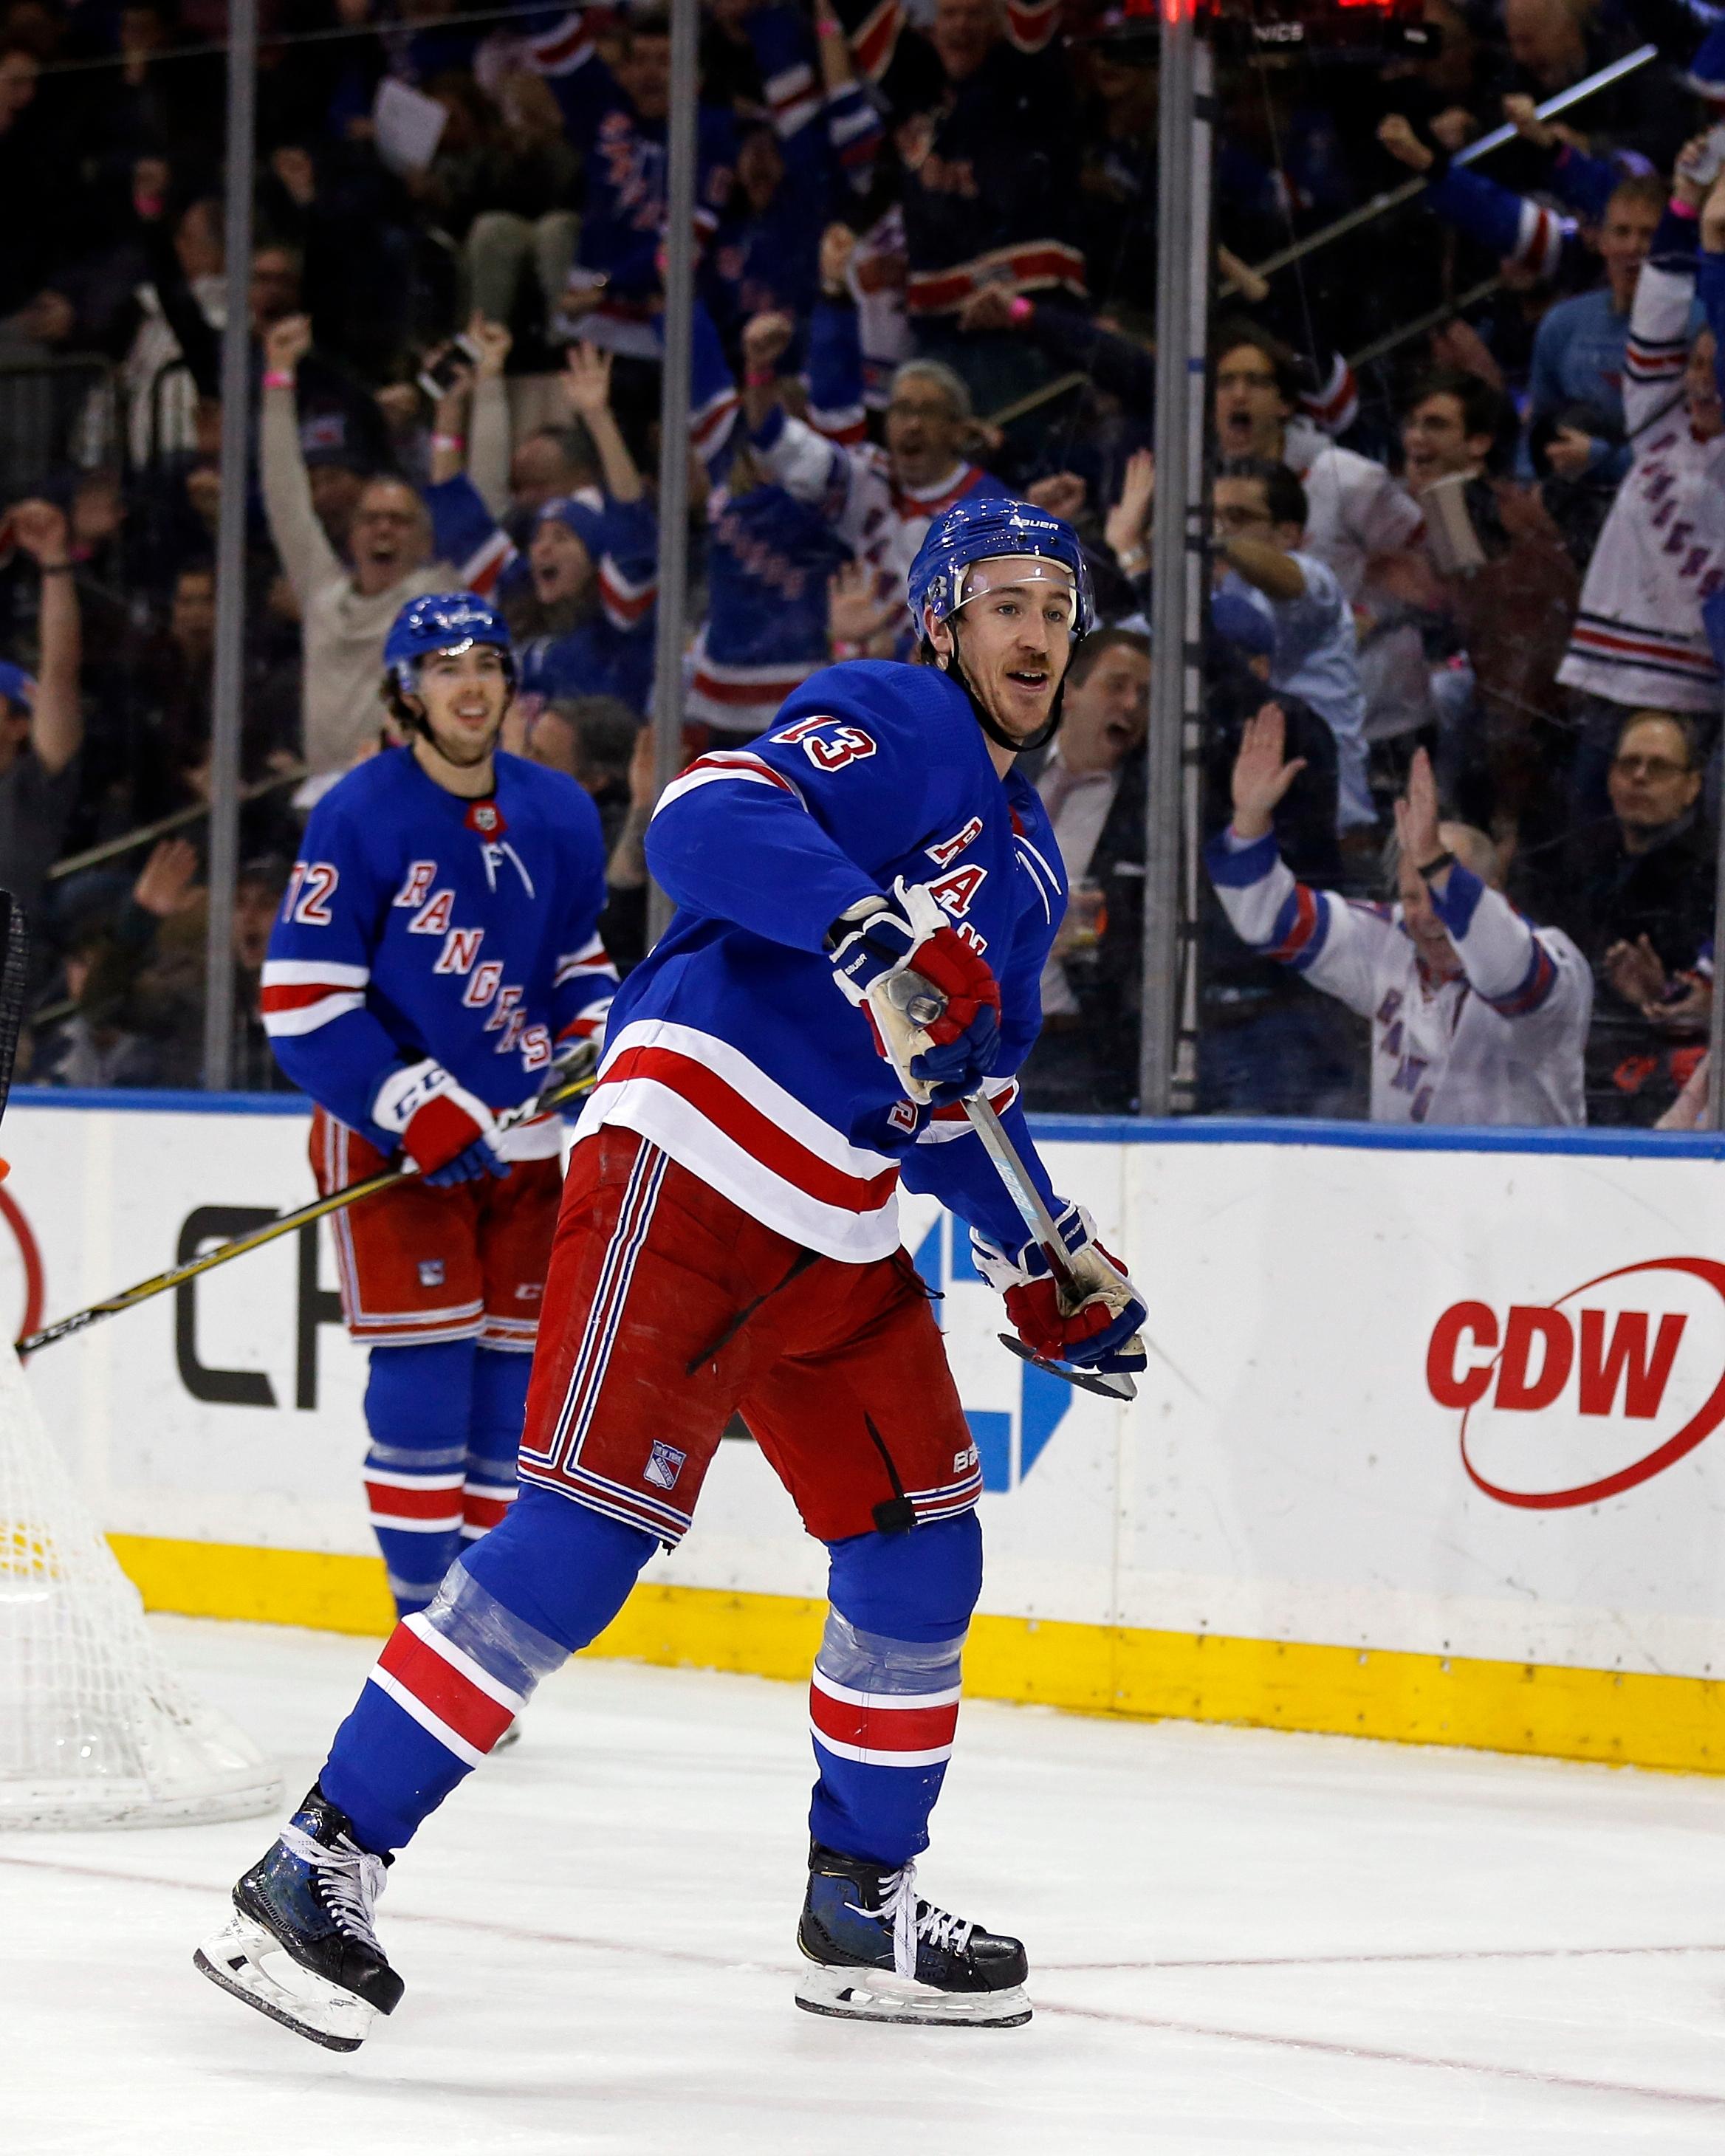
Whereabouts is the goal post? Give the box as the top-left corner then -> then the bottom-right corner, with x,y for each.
0,1348 -> 281,1829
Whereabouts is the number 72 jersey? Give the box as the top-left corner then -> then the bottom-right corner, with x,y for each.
262,746 -> 617,1154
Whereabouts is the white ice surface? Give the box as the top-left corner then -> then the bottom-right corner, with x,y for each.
5,1616 -> 1725,2154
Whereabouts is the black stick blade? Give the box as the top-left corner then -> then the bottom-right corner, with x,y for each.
997,1333 -> 1137,1400
0,889 -> 28,1127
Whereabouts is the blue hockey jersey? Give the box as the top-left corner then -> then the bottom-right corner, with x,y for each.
575,661 -> 1069,1262
263,749 -> 617,1156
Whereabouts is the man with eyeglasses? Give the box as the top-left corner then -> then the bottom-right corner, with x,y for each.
1545,710 -> 1718,1124
1211,325 -> 1422,604
744,304 -> 1005,605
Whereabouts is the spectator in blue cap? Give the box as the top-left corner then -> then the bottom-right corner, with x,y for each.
501,347 -> 659,719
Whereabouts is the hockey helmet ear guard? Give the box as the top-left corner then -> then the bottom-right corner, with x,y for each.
382,589 -> 517,728
905,498 -> 1092,756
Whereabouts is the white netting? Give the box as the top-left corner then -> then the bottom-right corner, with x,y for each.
0,1348 -> 281,1828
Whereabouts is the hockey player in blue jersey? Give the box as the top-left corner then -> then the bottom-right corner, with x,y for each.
260,591 -> 617,1619
196,500 -> 1148,2046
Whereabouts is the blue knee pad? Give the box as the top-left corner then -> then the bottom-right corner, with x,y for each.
460,1480 -> 658,1654
826,1511 -> 983,1639
809,1513 -> 984,1868
464,1346 -> 532,1545
364,1339 -> 476,1616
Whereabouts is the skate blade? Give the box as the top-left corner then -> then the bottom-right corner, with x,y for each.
795,1964 -> 1032,2028
194,1912 -> 378,2053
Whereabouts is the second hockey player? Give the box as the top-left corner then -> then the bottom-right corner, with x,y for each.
261,592 -> 617,1617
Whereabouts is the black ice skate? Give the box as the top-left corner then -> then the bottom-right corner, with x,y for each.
193,1785 -> 404,2052
795,1841 -> 1031,2027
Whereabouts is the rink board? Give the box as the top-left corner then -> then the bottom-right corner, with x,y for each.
13,1089 -> 1725,1774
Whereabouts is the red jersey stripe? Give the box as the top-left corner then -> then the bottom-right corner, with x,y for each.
261,980 -> 361,1012
599,1043 -> 900,1212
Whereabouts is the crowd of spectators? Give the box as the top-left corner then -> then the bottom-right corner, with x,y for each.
4,0 -> 1725,1127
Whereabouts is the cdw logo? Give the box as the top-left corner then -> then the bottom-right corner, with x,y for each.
1425,1257 -> 1725,1510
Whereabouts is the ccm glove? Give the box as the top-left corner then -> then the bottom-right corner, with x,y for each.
970,1201 -> 1148,1374
371,1058 -> 512,1186
828,876 -> 1001,1102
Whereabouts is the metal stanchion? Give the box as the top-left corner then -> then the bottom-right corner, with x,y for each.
645,0 -> 699,950
202,0 -> 257,1088
1139,0 -> 1209,1116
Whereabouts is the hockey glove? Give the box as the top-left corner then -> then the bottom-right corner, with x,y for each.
371,1058 -> 512,1184
828,877 -> 1001,1105
971,1202 -> 1148,1376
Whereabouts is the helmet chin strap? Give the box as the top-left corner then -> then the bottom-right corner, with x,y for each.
927,634 -> 1071,758
394,677 -> 513,763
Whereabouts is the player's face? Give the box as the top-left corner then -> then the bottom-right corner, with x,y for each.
939,557 -> 1076,749
415,645 -> 510,766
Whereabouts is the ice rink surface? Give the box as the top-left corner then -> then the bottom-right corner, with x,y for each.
7,1618 -> 1725,2155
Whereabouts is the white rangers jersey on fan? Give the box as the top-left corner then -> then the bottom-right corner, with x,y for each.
1285,419 -> 1424,603
1207,829 -> 1591,1125
749,402 -> 1002,596
1557,243 -> 1725,714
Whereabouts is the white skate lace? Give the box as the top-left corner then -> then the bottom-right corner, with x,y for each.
281,1822 -> 388,1953
875,1861 -> 975,1981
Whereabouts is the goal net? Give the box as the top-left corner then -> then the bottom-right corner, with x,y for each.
0,1347 -> 281,1829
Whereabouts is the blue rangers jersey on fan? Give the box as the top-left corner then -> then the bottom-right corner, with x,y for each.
263,748 -> 617,1156
575,659 -> 1069,1262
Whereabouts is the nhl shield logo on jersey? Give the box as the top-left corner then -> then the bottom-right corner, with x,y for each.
418,1260 -> 445,1288
464,800 -> 507,838
643,1441 -> 687,1491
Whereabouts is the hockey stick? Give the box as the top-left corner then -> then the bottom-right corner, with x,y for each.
16,1065 -> 596,1357
954,1090 -> 1140,1403
876,973 -> 1143,1401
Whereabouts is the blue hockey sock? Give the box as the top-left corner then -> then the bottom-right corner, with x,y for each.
363,1340 -> 476,1617
463,1345 -> 531,1546
808,1512 -> 983,1869
320,1485 -> 657,1855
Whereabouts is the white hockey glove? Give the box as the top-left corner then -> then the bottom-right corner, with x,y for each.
970,1202 -> 1148,1376
372,1058 -> 509,1186
826,876 -> 1001,1105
